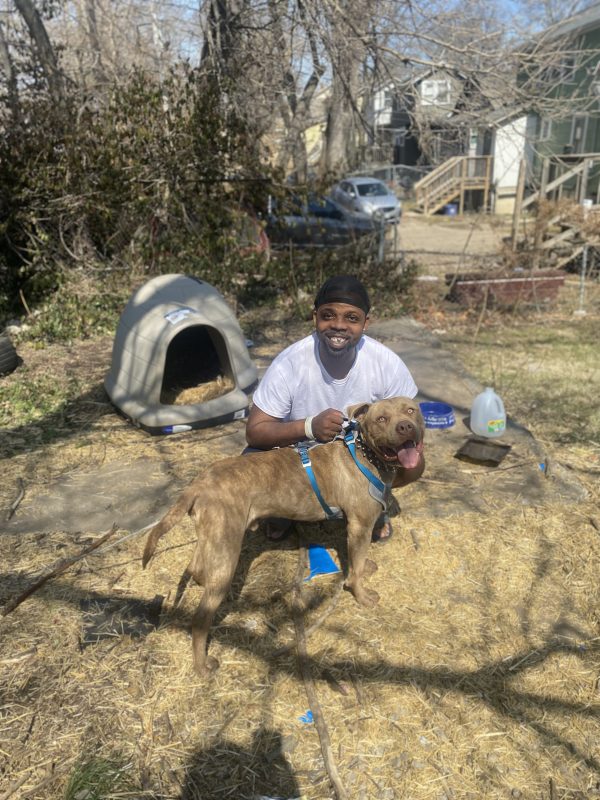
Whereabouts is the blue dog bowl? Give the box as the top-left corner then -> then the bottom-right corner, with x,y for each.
419,401 -> 455,429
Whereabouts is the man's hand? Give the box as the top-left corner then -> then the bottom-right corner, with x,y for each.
311,408 -> 344,442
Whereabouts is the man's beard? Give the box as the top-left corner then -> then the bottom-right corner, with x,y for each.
320,334 -> 354,358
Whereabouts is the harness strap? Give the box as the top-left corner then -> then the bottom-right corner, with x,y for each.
297,445 -> 339,519
343,430 -> 387,493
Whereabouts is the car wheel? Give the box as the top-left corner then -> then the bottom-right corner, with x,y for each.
0,329 -> 20,376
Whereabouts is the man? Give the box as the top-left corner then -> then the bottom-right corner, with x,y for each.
245,274 -> 424,541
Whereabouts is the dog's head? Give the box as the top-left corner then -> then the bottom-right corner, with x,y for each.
347,396 -> 425,470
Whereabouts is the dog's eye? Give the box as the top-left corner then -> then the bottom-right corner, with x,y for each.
377,415 -> 387,423
407,407 -> 414,414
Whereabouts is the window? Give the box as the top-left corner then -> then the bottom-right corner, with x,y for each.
539,118 -> 552,141
420,79 -> 452,106
560,55 -> 576,82
570,114 -> 588,153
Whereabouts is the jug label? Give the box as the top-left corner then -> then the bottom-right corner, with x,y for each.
487,418 -> 506,433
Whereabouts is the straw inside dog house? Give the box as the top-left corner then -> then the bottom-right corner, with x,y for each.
104,274 -> 257,434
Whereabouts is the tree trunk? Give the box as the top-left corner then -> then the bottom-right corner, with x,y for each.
318,0 -> 369,177
84,0 -> 106,87
14,0 -> 65,102
271,0 -> 324,182
320,55 -> 360,176
200,0 -> 244,73
0,21 -> 20,123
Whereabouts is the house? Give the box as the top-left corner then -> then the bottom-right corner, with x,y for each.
497,2 -> 600,210
416,4 -> 600,216
524,3 -> 600,165
469,109 -> 538,214
363,68 -> 489,169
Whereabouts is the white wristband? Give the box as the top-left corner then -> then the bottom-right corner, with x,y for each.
304,416 -> 314,440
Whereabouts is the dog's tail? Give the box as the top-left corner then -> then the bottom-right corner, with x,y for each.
142,487 -> 197,568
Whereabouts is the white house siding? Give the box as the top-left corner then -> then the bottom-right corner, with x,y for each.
493,116 -> 527,214
372,86 -> 393,128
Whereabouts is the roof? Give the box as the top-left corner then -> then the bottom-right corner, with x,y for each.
538,2 -> 600,40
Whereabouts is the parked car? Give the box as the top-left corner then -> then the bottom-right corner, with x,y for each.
264,193 -> 375,248
330,177 -> 402,224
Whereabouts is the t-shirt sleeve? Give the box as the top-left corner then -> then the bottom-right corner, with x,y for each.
251,362 -> 293,419
383,351 -> 418,399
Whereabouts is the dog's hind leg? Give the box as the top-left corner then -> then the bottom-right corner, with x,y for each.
173,569 -> 193,608
190,586 -> 230,675
187,507 -> 246,676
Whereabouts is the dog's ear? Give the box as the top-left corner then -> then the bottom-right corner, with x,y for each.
347,402 -> 370,421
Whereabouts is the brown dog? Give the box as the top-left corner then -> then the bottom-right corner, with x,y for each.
142,396 -> 425,675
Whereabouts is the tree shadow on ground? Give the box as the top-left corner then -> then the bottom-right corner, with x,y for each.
179,726 -> 301,800
2,522 -> 598,795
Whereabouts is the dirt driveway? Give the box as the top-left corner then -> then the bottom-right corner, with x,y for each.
395,212 -> 512,273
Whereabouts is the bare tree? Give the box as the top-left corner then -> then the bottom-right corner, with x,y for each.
13,0 -> 65,101
0,20 -> 20,123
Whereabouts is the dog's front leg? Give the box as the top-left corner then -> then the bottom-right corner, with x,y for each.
343,516 -> 380,608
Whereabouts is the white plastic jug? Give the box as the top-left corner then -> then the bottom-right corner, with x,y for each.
470,387 -> 506,438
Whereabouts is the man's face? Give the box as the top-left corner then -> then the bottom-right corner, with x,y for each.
313,302 -> 369,357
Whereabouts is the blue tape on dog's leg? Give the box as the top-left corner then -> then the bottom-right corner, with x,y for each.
305,544 -> 341,581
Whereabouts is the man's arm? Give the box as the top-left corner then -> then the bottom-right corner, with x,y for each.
245,405 -> 345,449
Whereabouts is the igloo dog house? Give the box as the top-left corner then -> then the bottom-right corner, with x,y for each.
104,274 -> 258,434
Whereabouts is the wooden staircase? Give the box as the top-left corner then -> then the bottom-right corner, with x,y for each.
414,156 -> 493,215
512,154 -> 600,267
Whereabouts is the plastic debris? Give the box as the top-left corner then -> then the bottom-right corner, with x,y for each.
298,710 -> 314,724
304,545 -> 341,582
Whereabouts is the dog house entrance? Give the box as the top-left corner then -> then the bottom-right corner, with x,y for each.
160,325 -> 234,406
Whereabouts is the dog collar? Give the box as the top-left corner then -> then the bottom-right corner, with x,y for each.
356,431 -> 404,474
342,430 -> 388,492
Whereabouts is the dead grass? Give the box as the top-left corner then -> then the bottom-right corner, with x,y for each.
161,375 -> 235,406
0,285 -> 599,800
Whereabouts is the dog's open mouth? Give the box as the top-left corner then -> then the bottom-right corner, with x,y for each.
381,440 -> 423,469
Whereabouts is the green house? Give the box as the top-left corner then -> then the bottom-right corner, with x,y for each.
523,4 -> 600,197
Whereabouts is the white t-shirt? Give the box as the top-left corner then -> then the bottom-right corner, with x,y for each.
252,332 -> 418,421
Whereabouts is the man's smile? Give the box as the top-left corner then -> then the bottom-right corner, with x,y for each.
326,333 -> 349,348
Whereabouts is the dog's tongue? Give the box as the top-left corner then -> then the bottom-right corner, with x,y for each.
397,443 -> 420,469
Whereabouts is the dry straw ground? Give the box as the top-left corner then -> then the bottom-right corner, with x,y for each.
0,261 -> 599,800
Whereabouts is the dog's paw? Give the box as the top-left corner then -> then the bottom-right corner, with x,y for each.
344,582 -> 380,608
195,655 -> 220,676
358,587 -> 380,608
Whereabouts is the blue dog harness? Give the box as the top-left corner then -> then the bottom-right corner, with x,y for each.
297,444 -> 342,519
296,421 -> 390,519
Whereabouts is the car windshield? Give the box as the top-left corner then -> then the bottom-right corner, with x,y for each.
356,182 -> 389,197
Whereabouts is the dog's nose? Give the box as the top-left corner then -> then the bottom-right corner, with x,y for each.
396,420 -> 415,437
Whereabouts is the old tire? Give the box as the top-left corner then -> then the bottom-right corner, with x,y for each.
0,329 -> 19,376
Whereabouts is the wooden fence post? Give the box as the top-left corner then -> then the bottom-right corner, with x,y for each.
511,157 -> 527,252
532,158 -> 549,269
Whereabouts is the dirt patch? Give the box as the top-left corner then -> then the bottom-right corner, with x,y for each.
3,459 -> 179,535
398,212 -> 510,274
